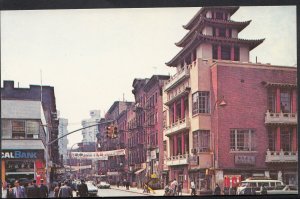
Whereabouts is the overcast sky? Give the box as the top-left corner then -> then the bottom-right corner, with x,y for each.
1,6 -> 296,147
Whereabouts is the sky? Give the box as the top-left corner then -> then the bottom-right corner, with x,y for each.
1,6 -> 297,147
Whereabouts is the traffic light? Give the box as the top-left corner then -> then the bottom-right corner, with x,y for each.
106,125 -> 113,138
112,126 -> 118,139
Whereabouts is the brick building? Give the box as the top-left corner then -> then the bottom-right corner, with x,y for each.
163,6 -> 297,194
97,101 -> 133,184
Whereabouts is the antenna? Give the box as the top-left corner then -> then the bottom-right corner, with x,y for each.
40,70 -> 43,103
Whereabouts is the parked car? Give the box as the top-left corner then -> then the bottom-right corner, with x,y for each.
97,181 -> 111,189
267,185 -> 298,195
87,182 -> 98,196
237,179 -> 284,195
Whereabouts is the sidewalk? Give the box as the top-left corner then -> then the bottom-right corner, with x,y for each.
110,185 -> 190,196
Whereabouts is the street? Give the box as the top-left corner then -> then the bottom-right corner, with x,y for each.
97,188 -> 149,197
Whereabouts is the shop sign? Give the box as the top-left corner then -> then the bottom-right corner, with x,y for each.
150,150 -> 156,160
189,155 -> 199,166
1,150 -> 44,159
234,155 -> 255,165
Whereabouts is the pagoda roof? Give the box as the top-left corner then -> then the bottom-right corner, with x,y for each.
176,17 -> 251,47
166,33 -> 265,67
183,6 -> 240,30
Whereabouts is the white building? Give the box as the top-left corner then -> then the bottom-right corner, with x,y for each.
1,99 -> 50,185
58,117 -> 69,164
81,110 -> 101,145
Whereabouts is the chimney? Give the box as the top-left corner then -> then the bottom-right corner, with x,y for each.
3,81 -> 14,89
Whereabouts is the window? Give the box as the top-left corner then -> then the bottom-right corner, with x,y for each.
280,90 -> 291,113
281,127 -> 292,151
26,121 -> 40,138
228,28 -> 232,38
221,45 -> 231,60
234,46 -> 240,61
192,92 -> 199,115
230,129 -> 255,151
12,120 -> 25,139
212,45 -> 218,59
193,130 -> 210,152
212,27 -> 216,36
268,127 -> 276,151
268,88 -> 276,112
1,120 -> 12,138
216,12 -> 223,19
199,92 -> 210,113
219,28 -> 226,37
163,141 -> 167,151
192,92 -> 210,115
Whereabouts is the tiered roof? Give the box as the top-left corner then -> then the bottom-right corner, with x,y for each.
183,6 -> 239,30
176,17 -> 251,47
166,6 -> 265,67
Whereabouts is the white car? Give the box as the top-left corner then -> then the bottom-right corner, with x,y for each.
86,182 -> 98,196
267,185 -> 298,195
97,181 -> 111,189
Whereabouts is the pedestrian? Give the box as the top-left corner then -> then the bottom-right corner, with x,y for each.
214,184 -> 221,195
77,179 -> 88,197
126,181 -> 130,190
190,180 -> 196,196
170,179 -> 178,195
58,180 -> 73,198
39,179 -> 49,198
12,180 -> 27,198
177,181 -> 183,196
54,183 -> 61,198
260,184 -> 267,195
26,180 -> 40,198
7,184 -> 14,199
123,179 -> 126,188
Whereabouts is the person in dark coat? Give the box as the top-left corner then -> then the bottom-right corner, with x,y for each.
26,180 -> 40,198
39,179 -> 49,198
77,180 -> 88,197
214,184 -> 221,195
6,184 -> 14,199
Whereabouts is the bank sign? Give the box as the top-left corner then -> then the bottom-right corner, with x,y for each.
1,150 -> 44,159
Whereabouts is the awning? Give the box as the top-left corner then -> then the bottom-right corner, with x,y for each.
134,168 -> 145,175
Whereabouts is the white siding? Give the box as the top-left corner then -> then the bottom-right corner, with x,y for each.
1,100 -> 43,119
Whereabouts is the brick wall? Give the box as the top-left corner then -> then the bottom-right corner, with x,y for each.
212,64 -> 297,169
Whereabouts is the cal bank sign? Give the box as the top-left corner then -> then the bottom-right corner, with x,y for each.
1,150 -> 44,159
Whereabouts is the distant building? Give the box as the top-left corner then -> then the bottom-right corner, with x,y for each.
58,117 -> 69,165
81,110 -> 101,145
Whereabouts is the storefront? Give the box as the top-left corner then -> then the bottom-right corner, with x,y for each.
188,168 -> 213,195
1,149 -> 45,185
169,165 -> 189,193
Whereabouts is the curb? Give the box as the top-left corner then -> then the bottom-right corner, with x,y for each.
110,187 -> 153,196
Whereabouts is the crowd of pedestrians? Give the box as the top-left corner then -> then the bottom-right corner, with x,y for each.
2,179 -> 49,198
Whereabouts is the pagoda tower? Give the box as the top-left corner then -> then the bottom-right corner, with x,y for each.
166,6 -> 265,68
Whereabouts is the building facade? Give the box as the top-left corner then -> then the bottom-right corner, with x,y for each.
1,80 -> 59,184
1,99 -> 50,186
81,110 -> 101,145
58,117 -> 69,165
97,101 -> 133,184
163,6 -> 297,194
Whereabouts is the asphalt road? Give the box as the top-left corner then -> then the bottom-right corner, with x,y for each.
97,188 -> 149,197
